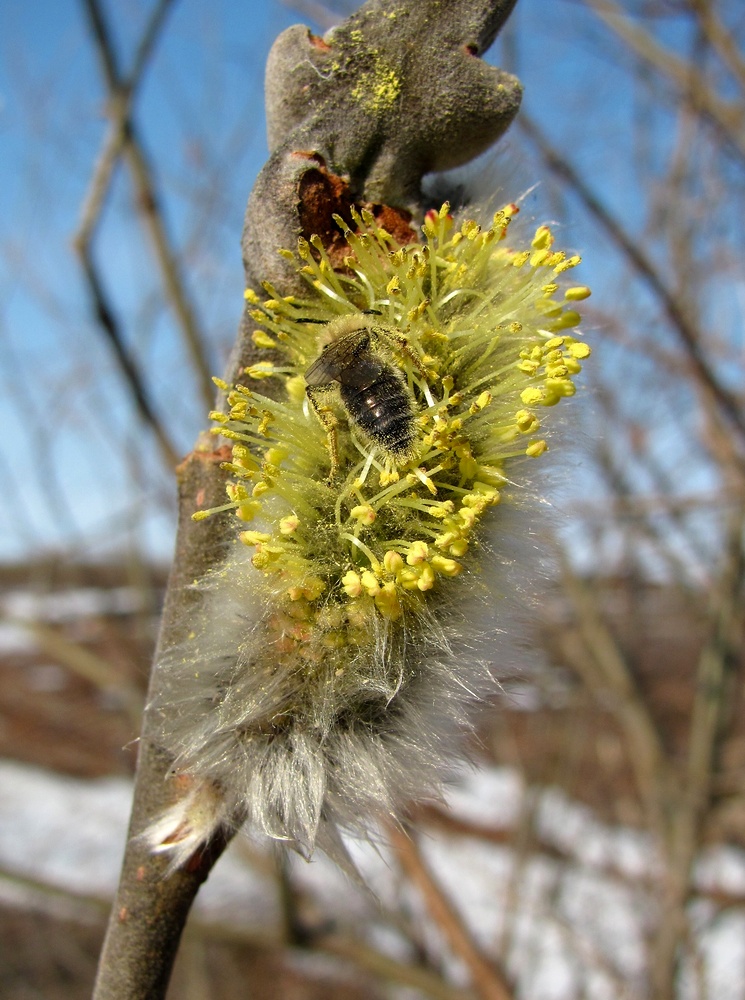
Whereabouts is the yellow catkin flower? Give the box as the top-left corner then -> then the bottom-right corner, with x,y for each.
147,201 -> 594,872
252,330 -> 277,349
515,409 -> 540,434
342,571 -> 363,597
383,550 -> 404,573
192,200 -> 590,681
406,541 -> 429,565
431,555 -> 463,577
374,582 -> 401,619
245,362 -> 276,379
360,570 -> 380,596
351,505 -> 377,525
240,530 -> 271,546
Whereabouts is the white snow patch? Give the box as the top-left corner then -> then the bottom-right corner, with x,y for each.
1,758 -> 745,999
0,759 -> 278,931
0,586 -> 151,624
444,765 -> 523,828
0,621 -> 38,654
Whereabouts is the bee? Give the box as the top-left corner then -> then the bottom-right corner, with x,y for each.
305,315 -> 429,477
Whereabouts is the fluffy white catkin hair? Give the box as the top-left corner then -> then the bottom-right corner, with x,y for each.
144,204 -> 592,870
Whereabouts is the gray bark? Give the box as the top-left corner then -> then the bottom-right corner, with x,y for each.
92,3 -> 522,997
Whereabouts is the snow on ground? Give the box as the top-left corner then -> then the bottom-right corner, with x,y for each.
0,759 -> 279,931
1,758 -> 745,999
0,586 -> 154,625
0,622 -> 38,655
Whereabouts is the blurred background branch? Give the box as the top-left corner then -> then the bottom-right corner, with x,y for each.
78,0 -> 215,414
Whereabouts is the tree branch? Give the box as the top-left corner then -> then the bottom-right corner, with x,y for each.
585,0 -> 745,164
389,824 -> 516,1000
73,0 -> 182,469
93,3 -> 524,997
92,443 -> 235,999
77,0 -> 216,412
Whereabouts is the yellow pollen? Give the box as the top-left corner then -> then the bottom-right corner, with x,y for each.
252,330 -> 276,349
342,571 -> 363,598
245,362 -> 276,379
240,530 -> 272,546
383,550 -> 404,573
407,541 -> 429,565
531,226 -> 554,250
360,570 -> 380,596
521,387 -> 544,406
351,504 -> 377,525
431,555 -> 463,577
526,439 -> 548,457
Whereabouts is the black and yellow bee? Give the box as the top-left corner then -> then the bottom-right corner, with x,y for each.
305,315 -> 428,476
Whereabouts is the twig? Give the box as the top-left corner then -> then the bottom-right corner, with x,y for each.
121,134 -> 216,409
73,0 -> 183,468
93,2 -> 525,996
8,617 -> 144,729
389,824 -> 516,1000
591,380 -> 716,582
92,444 -> 235,1000
494,786 -> 539,971
649,507 -> 745,999
518,112 -> 745,451
588,394 -> 703,586
74,0 -> 174,251
77,254 -> 181,468
556,566 -> 673,841
77,0 -> 216,411
584,0 -> 745,163
281,0 -> 340,30
318,932 -> 477,1000
689,0 -> 745,96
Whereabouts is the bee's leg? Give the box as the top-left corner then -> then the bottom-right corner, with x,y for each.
322,412 -> 341,480
372,326 -> 431,380
306,386 -> 340,479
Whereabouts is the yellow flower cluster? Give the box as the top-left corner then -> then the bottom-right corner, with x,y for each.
200,204 -> 591,626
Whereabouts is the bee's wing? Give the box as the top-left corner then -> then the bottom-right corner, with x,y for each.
305,351 -> 340,386
304,331 -> 368,386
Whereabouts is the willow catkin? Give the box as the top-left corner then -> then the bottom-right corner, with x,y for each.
144,203 -> 592,871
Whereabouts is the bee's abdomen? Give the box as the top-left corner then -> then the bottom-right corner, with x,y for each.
340,368 -> 416,457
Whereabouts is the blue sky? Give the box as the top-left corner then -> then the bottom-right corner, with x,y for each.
0,0 -> 731,574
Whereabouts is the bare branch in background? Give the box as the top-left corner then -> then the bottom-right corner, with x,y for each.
586,0 -> 745,163
74,0 -> 175,251
281,0 -> 342,31
389,824 -> 516,1000
75,254 -> 181,468
72,0 -> 181,468
557,564 -> 673,839
650,507 -> 745,999
689,0 -> 745,94
518,111 -> 745,455
76,0 -> 216,416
